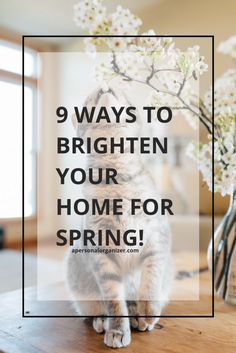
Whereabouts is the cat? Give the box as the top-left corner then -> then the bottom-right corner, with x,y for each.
66,87 -> 174,348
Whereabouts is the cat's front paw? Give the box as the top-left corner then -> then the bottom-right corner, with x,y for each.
93,317 -> 108,333
137,317 -> 159,331
131,301 -> 160,331
104,328 -> 131,348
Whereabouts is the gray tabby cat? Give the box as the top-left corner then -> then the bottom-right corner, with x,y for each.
66,87 -> 173,348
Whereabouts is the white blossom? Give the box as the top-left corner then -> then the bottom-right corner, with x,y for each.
204,69 -> 236,117
218,36 -> 236,58
95,59 -> 116,84
195,68 -> 236,196
73,0 -> 106,30
109,5 -> 142,37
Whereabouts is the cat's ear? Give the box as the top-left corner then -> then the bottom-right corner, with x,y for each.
96,91 -> 124,123
71,113 -> 77,130
97,91 -> 118,109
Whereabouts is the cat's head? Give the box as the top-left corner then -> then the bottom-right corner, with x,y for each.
72,87 -> 137,138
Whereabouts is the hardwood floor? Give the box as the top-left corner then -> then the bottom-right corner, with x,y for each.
0,251 -> 235,352
0,285 -> 235,353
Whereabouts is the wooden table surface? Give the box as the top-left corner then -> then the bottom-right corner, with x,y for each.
0,254 -> 235,353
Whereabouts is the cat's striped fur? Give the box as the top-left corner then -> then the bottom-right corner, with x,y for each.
66,88 -> 173,348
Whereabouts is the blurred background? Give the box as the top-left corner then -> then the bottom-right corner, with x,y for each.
0,0 -> 235,294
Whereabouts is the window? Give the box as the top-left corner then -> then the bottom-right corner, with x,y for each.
0,40 -> 37,218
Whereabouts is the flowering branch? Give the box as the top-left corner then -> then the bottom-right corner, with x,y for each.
111,51 -> 212,135
73,0 -> 236,196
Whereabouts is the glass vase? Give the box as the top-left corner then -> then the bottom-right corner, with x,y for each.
207,184 -> 236,305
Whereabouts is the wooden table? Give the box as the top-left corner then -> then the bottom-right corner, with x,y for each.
0,256 -> 235,352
